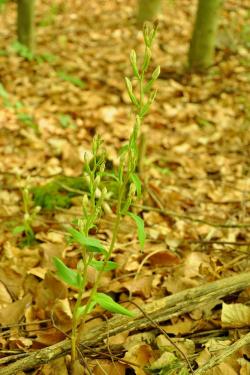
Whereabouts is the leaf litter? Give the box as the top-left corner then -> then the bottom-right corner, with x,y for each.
0,0 -> 250,373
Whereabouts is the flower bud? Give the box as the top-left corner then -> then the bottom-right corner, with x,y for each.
129,183 -> 136,197
94,175 -> 101,187
82,194 -> 89,206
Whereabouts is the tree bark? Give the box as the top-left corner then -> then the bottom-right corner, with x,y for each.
137,0 -> 162,25
1,272 -> 250,375
188,0 -> 223,71
17,0 -> 35,52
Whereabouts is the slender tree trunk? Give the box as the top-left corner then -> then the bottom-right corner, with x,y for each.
137,0 -> 162,25
17,0 -> 35,52
188,0 -> 223,72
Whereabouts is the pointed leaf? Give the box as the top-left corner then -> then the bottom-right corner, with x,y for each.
76,301 -> 97,319
130,50 -> 140,79
127,212 -> 145,249
118,143 -> 129,156
142,47 -> 151,72
94,293 -> 135,317
0,83 -> 9,99
53,257 -> 82,288
151,65 -> 161,81
89,259 -> 118,272
12,225 -> 26,235
68,227 -> 107,255
131,173 -> 142,198
125,77 -> 139,107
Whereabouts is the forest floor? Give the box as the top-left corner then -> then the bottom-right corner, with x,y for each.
0,0 -> 250,374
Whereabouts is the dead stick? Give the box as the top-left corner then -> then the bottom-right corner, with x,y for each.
194,331 -> 250,374
1,272 -> 249,375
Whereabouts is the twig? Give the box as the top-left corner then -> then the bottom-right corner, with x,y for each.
134,203 -> 250,228
194,332 -> 250,374
189,240 -> 250,246
127,300 -> 194,374
0,272 -> 249,375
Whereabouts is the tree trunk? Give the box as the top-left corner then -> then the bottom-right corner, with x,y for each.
17,0 -> 35,52
137,0 -> 162,25
188,0 -> 223,72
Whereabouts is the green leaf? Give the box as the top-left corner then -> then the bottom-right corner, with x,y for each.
89,259 -> 118,272
127,212 -> 145,249
149,89 -> 157,105
139,102 -> 150,118
103,171 -> 119,182
76,300 -> 97,319
125,77 -> 139,107
53,257 -> 82,288
93,293 -> 135,317
142,47 -> 151,72
143,66 -> 160,94
151,65 -> 161,81
59,114 -> 76,129
68,227 -> 107,255
131,173 -> 142,198
130,50 -> 140,79
57,71 -> 86,88
12,225 -> 26,235
0,83 -> 9,99
119,143 -> 129,156
143,78 -> 155,94
11,41 -> 34,61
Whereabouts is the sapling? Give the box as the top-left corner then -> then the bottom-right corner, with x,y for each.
53,22 -> 160,372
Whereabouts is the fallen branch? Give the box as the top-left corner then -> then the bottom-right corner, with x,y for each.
1,272 -> 249,375
194,331 -> 250,374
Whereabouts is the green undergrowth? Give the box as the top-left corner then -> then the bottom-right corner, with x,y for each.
31,172 -> 118,210
31,176 -> 88,209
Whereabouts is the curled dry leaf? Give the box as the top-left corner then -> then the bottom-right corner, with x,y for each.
122,275 -> 153,298
92,360 -> 126,375
0,294 -> 32,325
124,343 -> 156,375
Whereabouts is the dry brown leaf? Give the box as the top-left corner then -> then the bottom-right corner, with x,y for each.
147,250 -> 180,267
35,272 -> 68,311
0,281 -> 12,306
34,327 -> 66,347
38,357 -> 68,375
122,275 -> 153,298
92,360 -> 126,375
124,343 -> 155,375
161,317 -> 194,335
8,336 -> 33,350
0,293 -> 32,325
52,298 -> 72,332
221,303 -> 250,328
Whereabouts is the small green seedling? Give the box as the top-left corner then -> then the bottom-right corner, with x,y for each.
57,71 -> 86,88
0,83 -> 12,107
59,114 -> 76,129
17,113 -> 39,133
9,41 -> 57,64
13,186 -> 40,246
0,0 -> 8,11
53,23 -> 159,371
11,41 -> 34,61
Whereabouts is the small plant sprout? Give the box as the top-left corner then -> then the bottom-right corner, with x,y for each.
13,185 -> 40,246
53,23 -> 159,371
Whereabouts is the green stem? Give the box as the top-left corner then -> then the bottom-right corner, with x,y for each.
77,183 -> 125,327
71,247 -> 88,370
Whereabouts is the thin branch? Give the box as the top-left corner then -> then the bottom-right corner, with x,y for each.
194,332 -> 250,374
1,272 -> 250,375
